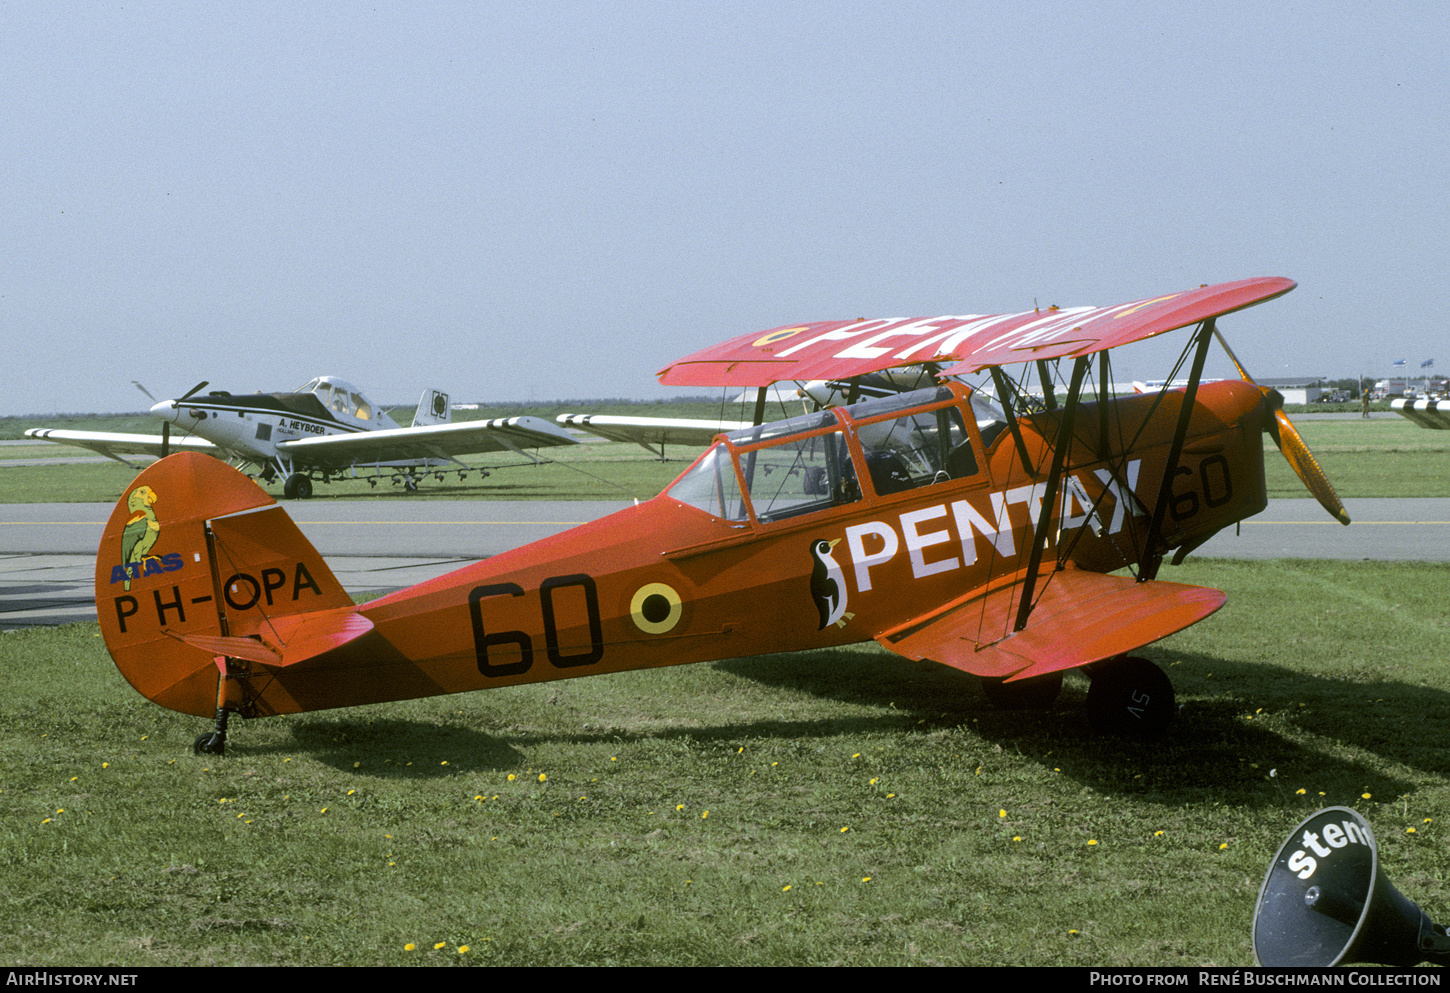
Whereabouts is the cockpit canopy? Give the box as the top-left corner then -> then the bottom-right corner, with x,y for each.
667,383 -> 1008,524
297,377 -> 381,424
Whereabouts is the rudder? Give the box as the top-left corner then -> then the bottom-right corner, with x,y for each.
96,452 -> 359,718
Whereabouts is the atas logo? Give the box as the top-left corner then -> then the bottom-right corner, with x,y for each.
111,484 -> 183,589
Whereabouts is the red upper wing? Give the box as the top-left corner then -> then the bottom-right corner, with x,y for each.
657,277 -> 1295,387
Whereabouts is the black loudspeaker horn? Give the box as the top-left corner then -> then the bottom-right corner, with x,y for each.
1253,806 -> 1450,966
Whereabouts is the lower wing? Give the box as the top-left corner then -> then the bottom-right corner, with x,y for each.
875,566 -> 1225,682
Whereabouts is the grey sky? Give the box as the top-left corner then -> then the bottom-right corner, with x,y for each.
5,1 -> 1445,417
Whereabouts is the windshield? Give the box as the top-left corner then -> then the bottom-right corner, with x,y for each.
666,445 -> 747,521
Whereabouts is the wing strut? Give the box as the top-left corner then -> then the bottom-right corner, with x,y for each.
1035,361 -> 1058,411
988,366 -> 1037,477
1139,318 -> 1215,582
1013,355 -> 1090,633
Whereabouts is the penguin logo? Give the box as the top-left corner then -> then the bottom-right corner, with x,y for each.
809,538 -> 854,630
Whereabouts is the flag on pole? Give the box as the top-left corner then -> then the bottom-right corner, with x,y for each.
1423,359 -> 1435,368
1393,359 -> 1407,367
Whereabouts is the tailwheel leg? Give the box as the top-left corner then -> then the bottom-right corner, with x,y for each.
982,672 -> 1063,710
193,708 -> 231,755
1085,655 -> 1175,737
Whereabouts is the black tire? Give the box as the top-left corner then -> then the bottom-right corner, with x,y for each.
1085,656 -> 1175,737
283,473 -> 312,499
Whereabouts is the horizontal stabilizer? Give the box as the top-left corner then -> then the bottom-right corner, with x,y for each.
876,568 -> 1225,681
164,609 -> 374,668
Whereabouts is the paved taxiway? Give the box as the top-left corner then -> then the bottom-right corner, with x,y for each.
2,497 -> 1447,629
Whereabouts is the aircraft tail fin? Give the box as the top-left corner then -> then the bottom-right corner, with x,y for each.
96,452 -> 364,718
411,388 -> 452,426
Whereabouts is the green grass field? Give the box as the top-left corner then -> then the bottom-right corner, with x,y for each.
7,408 -> 1450,503
3,558 -> 1449,966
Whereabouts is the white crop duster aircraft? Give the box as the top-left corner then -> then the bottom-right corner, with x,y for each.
25,376 -> 579,498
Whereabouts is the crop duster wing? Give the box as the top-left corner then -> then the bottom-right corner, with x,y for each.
23,428 -> 219,464
875,567 -> 1226,682
554,414 -> 752,455
277,415 -> 579,467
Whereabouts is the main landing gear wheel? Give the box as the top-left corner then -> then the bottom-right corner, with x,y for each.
282,473 -> 313,499
1085,656 -> 1175,737
982,672 -> 1063,710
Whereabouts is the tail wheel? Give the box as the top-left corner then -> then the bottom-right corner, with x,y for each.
1085,656 -> 1175,737
981,672 -> 1063,710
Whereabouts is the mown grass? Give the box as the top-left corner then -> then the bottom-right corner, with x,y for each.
9,410 -> 1450,504
3,559 -> 1449,966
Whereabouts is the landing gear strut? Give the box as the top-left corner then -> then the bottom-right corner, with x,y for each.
193,708 -> 231,755
1085,656 -> 1175,737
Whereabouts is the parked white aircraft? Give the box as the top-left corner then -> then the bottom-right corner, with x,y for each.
25,376 -> 579,498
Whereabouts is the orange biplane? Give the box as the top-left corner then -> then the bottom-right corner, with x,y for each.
94,276 -> 1349,753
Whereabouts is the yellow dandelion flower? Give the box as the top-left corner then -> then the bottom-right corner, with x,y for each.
782,884 -> 791,892
1362,793 -> 1372,800
507,774 -> 516,781
102,762 -> 109,769
353,762 -> 360,768
1407,828 -> 1417,834
1012,836 -> 1021,842
701,810 -> 709,819
347,789 -> 355,796
1154,831 -> 1165,837
404,943 -> 415,952
1219,843 -> 1229,850
441,761 -> 449,766
1088,839 -> 1097,846
869,777 -> 878,785
1296,788 -> 1306,795
458,946 -> 469,954
320,807 -> 328,814
676,804 -> 685,811
999,809 -> 1006,818
861,876 -> 872,883
434,942 -> 446,950
1425,818 -> 1433,824
840,826 -> 849,833
538,773 -> 546,782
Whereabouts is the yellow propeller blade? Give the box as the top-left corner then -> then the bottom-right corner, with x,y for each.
1213,327 -> 1350,525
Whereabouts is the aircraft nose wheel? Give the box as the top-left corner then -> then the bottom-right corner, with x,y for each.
1085,656 -> 1175,737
